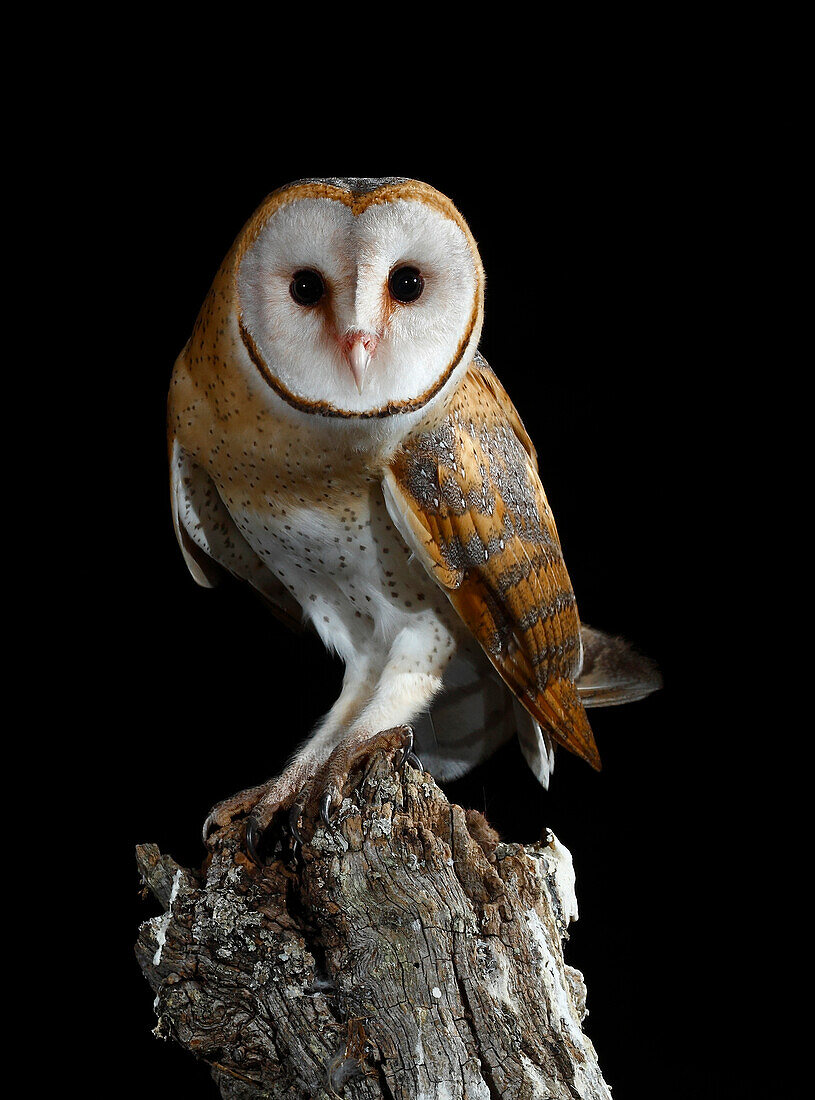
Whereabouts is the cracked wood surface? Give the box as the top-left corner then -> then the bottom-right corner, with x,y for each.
135,748 -> 612,1099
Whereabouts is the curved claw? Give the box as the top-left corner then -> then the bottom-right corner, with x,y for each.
320,789 -> 334,830
396,726 -> 423,773
245,815 -> 263,866
394,726 -> 415,771
405,750 -> 424,773
202,813 -> 217,844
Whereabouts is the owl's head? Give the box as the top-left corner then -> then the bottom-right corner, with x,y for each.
229,178 -> 485,420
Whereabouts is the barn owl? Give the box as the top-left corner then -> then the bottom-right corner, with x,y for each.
168,177 -> 660,860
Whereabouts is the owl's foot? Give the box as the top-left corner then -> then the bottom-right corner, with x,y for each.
202,782 -> 272,843
307,724 -> 423,832
202,766 -> 312,865
241,726 -> 423,866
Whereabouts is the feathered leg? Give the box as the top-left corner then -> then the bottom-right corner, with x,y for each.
205,612 -> 457,862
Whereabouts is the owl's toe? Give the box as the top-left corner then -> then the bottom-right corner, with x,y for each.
204,769 -> 311,866
312,724 -> 422,826
237,727 -> 424,863
243,778 -> 321,866
202,782 -> 270,844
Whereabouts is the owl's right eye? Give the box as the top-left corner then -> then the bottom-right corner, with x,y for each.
289,269 -> 325,306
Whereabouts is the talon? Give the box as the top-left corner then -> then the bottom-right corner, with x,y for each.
245,816 -> 263,865
405,750 -> 424,773
396,726 -> 415,771
200,781 -> 272,849
320,789 -> 334,829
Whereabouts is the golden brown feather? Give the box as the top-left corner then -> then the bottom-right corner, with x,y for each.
385,356 -> 601,770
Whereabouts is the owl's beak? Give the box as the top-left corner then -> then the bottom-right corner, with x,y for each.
343,331 -> 378,393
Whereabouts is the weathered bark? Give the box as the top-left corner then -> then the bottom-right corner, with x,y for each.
135,746 -> 612,1099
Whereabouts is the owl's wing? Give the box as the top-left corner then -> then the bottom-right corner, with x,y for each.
170,437 -> 305,634
382,357 -> 601,770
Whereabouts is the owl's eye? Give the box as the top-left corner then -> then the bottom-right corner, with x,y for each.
388,265 -> 424,304
290,269 -> 325,306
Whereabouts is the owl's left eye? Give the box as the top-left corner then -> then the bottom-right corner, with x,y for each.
290,269 -> 325,307
388,265 -> 424,304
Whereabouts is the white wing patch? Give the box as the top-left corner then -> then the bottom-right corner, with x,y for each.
170,438 -> 304,630
170,437 -> 222,588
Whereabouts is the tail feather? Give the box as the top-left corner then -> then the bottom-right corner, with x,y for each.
577,624 -> 663,707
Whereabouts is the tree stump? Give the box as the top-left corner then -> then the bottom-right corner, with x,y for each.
135,746 -> 612,1099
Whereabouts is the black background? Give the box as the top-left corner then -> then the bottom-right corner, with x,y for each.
71,74 -> 774,1100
